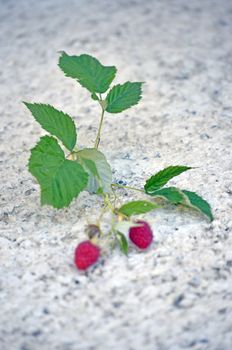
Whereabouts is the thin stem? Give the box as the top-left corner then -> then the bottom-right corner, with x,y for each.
111,183 -> 144,193
111,186 -> 118,209
94,106 -> 105,149
97,202 -> 108,226
66,152 -> 75,160
104,193 -> 114,211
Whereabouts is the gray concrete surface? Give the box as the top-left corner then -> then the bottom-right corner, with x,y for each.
0,0 -> 232,349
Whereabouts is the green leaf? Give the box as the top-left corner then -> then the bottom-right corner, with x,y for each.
29,136 -> 88,208
76,148 -> 112,193
106,82 -> 143,113
144,165 -> 192,194
147,187 -> 213,221
147,187 -> 185,204
91,93 -> 99,101
81,158 -> 99,177
118,200 -> 158,217
182,190 -> 213,221
24,102 -> 77,151
58,52 -> 117,94
116,232 -> 128,255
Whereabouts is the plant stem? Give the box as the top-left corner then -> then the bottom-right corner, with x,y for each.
97,202 -> 108,226
111,183 -> 144,193
104,193 -> 114,211
94,106 -> 105,149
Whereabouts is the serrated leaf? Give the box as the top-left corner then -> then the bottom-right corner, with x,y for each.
24,102 -> 77,151
144,165 -> 192,194
182,190 -> 213,221
58,52 -> 117,94
147,187 -> 213,221
147,187 -> 185,204
116,232 -> 128,255
76,148 -> 112,193
106,82 -> 143,113
118,200 -> 159,217
29,136 -> 88,208
81,158 -> 99,177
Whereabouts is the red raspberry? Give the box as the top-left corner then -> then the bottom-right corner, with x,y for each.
129,221 -> 153,249
74,240 -> 100,270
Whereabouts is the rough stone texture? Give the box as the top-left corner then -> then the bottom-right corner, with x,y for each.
0,0 -> 232,349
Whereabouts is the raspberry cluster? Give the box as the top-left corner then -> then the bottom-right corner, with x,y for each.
74,221 -> 153,271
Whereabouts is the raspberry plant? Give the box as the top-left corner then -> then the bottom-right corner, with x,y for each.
24,52 -> 213,269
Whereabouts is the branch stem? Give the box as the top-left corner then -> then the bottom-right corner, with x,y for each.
94,106 -> 105,149
111,183 -> 144,193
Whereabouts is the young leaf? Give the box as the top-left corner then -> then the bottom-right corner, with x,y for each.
116,232 -> 128,255
29,136 -> 88,208
58,52 -> 117,94
144,165 -> 192,194
147,187 -> 185,204
118,200 -> 159,217
106,82 -> 143,113
24,102 -> 77,151
182,190 -> 213,221
76,148 -> 112,193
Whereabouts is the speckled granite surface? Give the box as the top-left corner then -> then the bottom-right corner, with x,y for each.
0,0 -> 232,349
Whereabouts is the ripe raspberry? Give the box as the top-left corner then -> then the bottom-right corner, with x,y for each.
129,220 -> 153,249
74,240 -> 100,270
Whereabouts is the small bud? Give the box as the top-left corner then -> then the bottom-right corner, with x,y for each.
85,224 -> 101,239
